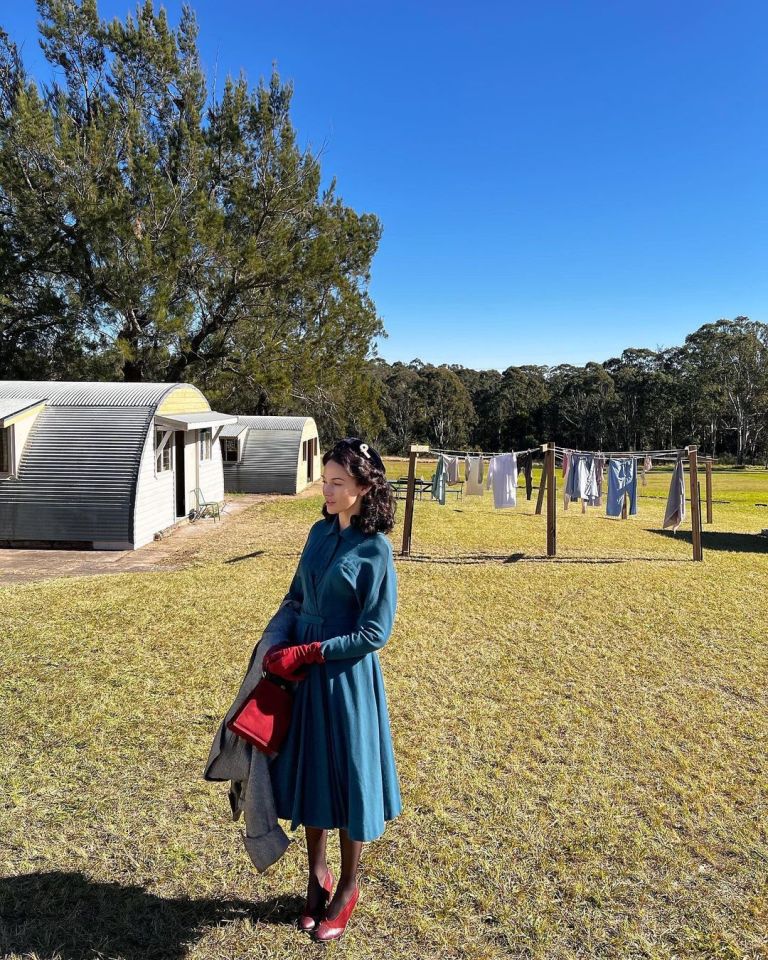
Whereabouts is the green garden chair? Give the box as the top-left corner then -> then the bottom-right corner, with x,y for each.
191,488 -> 221,522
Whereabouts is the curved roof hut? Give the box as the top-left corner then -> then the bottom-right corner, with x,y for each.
0,381 -> 236,550
219,416 -> 321,494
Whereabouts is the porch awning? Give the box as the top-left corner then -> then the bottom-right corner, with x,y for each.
218,420 -> 249,439
154,411 -> 238,431
0,397 -> 47,427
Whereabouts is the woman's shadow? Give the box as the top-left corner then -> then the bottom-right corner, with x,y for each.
0,870 -> 304,960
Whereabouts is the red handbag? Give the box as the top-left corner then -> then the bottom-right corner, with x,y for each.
226,670 -> 294,758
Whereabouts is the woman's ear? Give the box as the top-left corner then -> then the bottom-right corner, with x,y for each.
359,484 -> 372,499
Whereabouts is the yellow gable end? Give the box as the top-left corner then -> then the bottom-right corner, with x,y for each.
5,401 -> 47,427
156,386 -> 211,415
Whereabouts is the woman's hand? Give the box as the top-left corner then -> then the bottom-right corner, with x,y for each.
263,642 -> 325,681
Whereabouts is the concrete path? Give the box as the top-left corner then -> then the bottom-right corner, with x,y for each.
0,484 -> 321,586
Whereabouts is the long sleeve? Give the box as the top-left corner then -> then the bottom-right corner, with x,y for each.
281,527 -> 313,608
262,529 -> 311,644
320,543 -> 398,660
285,564 -> 304,607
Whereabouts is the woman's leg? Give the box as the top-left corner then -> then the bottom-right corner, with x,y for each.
304,826 -> 330,912
325,828 -> 363,919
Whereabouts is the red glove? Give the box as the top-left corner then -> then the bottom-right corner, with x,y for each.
263,642 -> 325,682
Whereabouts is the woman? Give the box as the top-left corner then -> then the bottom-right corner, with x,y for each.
263,437 -> 402,942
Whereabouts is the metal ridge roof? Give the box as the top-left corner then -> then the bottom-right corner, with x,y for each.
232,415 -> 311,432
0,380 -> 188,408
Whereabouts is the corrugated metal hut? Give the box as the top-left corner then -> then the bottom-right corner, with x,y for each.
219,416 -> 321,494
0,380 -> 236,549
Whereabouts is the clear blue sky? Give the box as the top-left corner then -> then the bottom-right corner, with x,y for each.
3,1 -> 768,370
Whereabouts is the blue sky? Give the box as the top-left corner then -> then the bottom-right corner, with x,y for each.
3,1 -> 767,370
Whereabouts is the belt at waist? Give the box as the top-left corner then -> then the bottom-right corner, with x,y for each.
298,612 -> 324,625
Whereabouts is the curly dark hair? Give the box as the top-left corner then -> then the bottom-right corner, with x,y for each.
321,438 -> 396,535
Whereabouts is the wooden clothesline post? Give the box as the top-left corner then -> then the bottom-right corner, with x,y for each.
705,456 -> 713,524
687,445 -> 703,561
400,443 -> 429,556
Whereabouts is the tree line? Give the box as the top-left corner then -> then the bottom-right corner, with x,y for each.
0,4 -> 766,463
367,317 -> 768,464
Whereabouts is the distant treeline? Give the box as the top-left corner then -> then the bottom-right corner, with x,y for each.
366,317 -> 768,464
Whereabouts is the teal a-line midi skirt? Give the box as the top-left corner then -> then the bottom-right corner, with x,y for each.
268,515 -> 403,842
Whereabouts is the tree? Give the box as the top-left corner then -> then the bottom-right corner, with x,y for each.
414,364 -> 475,449
370,360 -> 424,454
681,318 -> 768,463
546,362 -> 617,450
0,0 -> 384,415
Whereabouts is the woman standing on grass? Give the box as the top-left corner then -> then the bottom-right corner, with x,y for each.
263,437 -> 402,942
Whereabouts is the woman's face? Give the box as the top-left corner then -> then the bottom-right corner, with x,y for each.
322,458 -> 371,515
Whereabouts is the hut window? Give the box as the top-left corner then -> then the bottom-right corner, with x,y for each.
155,429 -> 172,473
302,440 -> 307,461
221,437 -> 239,462
199,428 -> 212,461
0,426 -> 12,474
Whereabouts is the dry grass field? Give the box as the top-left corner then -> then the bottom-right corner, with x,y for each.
1,460 -> 766,959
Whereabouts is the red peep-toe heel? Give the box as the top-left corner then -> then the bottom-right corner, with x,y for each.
298,868 -> 334,932
312,882 -> 360,942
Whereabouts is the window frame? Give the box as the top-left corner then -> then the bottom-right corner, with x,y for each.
221,436 -> 240,463
155,428 -> 173,475
199,427 -> 212,462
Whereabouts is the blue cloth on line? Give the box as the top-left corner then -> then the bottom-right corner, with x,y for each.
268,514 -> 403,842
606,457 -> 637,517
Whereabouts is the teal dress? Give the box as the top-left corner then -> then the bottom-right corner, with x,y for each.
268,514 -> 403,842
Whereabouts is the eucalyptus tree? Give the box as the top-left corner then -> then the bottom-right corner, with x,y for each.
0,0 -> 384,425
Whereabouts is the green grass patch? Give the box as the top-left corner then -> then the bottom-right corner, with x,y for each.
1,471 -> 767,959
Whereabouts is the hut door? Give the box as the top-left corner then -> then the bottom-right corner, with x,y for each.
175,432 -> 186,516
307,438 -> 314,482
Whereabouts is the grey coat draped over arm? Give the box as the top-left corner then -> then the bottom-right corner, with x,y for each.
202,594 -> 300,872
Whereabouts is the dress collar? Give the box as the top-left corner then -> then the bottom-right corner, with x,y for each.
323,514 -> 364,541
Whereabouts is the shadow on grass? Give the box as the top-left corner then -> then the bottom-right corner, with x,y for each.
0,870 -> 304,960
649,529 -> 768,553
397,552 -> 692,565
224,550 -> 266,564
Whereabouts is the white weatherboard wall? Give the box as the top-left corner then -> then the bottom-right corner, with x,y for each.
197,428 -> 225,502
132,427 -> 226,547
133,426 -> 175,549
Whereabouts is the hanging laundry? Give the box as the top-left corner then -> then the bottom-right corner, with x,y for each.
563,451 -> 572,509
642,454 -> 653,487
606,458 -> 638,517
517,451 -> 533,500
486,452 -> 518,508
465,454 -> 484,496
565,453 -> 596,502
663,457 -> 686,532
444,455 -> 460,484
431,455 -> 447,505
587,455 -> 606,507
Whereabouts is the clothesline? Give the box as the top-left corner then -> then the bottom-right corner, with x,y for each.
428,445 -> 542,459
555,452 -> 685,464
553,445 -> 688,459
